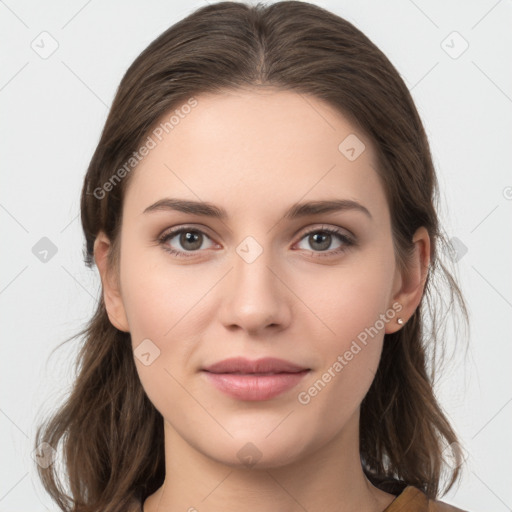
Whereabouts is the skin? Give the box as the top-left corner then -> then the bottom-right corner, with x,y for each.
94,88 -> 430,512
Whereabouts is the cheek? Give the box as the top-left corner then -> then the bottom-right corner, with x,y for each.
295,336 -> 383,450
303,254 -> 395,345
295,270 -> 389,428
120,253 -> 210,420
120,246 -> 213,341
294,252 -> 394,414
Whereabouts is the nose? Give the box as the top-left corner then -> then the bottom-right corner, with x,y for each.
217,244 -> 292,336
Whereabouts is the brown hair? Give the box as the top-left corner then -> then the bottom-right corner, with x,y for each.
34,1 -> 469,510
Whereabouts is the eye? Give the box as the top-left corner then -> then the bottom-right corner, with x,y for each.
294,226 -> 355,257
157,224 -> 355,259
158,226 -> 217,258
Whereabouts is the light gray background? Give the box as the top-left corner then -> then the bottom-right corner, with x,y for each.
1,0 -> 511,510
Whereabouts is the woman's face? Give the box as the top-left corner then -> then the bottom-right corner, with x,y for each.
102,88 -> 418,468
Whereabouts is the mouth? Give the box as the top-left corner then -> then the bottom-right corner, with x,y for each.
201,357 -> 310,401
202,356 -> 309,374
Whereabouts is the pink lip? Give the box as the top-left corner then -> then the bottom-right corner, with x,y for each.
202,357 -> 310,401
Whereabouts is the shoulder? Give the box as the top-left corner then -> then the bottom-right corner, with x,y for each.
384,486 -> 468,512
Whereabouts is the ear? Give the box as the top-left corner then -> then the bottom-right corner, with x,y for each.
93,231 -> 130,332
385,226 -> 430,334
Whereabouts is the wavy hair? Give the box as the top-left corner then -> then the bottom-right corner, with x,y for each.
34,2 -> 469,510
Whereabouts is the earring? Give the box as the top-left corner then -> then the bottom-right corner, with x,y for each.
397,318 -> 404,325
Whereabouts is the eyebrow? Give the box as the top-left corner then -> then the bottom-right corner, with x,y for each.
143,198 -> 372,220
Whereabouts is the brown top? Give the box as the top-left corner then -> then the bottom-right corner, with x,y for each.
135,485 -> 468,511
383,486 -> 467,511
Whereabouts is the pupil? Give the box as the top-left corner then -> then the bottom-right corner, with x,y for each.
177,231 -> 332,252
182,231 -> 201,250
311,233 -> 330,251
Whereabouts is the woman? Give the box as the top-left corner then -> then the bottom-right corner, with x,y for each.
35,2 -> 470,511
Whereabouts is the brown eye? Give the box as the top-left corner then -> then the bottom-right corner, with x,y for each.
159,227 -> 216,258
295,227 -> 355,257
177,230 -> 203,251
306,232 -> 333,251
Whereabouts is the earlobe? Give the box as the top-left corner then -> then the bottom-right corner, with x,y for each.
93,231 -> 130,332
385,227 -> 431,334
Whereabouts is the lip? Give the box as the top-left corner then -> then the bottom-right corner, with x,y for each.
202,357 -> 310,401
203,357 -> 308,374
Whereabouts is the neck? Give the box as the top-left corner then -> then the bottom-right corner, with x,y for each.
143,411 -> 396,512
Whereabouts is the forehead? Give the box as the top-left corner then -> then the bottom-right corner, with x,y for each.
124,88 -> 389,224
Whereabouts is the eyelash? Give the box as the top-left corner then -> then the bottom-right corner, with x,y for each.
157,225 -> 356,259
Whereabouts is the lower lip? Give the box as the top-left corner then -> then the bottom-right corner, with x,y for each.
202,370 -> 310,401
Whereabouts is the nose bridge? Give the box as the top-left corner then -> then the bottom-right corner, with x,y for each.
219,233 -> 291,332
234,240 -> 276,295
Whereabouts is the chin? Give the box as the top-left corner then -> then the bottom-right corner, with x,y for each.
197,429 -> 313,470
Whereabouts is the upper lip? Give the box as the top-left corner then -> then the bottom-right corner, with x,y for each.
202,357 -> 309,374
